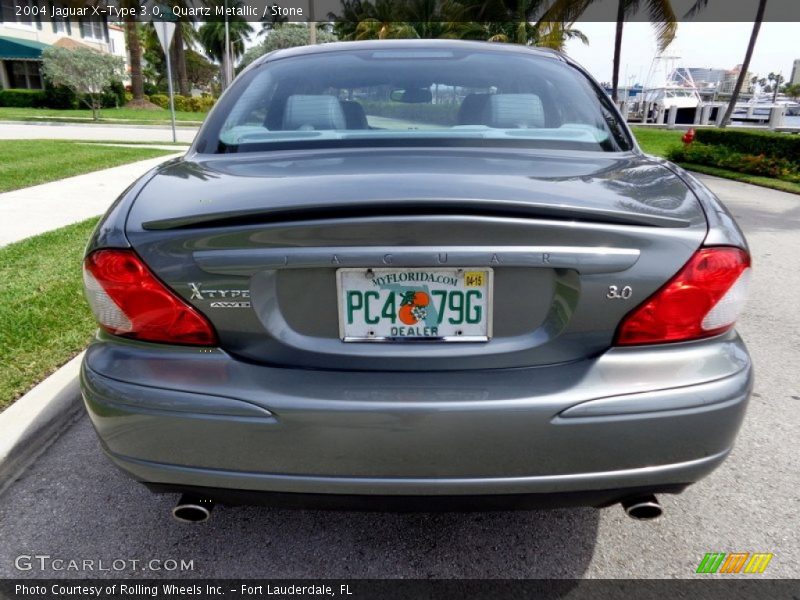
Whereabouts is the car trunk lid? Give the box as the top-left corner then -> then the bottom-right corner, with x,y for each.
124,148 -> 707,371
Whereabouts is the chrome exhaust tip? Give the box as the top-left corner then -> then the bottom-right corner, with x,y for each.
172,495 -> 214,523
621,494 -> 662,520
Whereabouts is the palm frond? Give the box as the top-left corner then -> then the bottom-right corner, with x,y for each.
643,0 -> 678,51
683,0 -> 709,19
537,0 -> 595,25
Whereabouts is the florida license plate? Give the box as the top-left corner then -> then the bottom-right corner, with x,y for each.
337,268 -> 493,342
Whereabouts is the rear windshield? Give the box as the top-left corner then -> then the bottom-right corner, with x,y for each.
211,47 -> 632,153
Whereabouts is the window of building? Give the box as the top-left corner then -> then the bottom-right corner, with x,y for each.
6,60 -> 43,89
1,0 -> 40,28
80,18 -> 107,41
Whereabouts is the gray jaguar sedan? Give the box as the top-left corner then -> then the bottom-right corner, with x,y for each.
80,40 -> 752,522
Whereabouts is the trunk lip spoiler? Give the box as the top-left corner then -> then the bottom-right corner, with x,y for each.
140,201 -> 692,232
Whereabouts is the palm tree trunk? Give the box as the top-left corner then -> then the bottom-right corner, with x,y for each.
308,0 -> 317,44
124,18 -> 144,102
172,26 -> 190,97
721,0 -> 767,127
611,0 -> 625,102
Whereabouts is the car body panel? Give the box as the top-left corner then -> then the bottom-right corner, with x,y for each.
80,40 -> 753,508
82,330 -> 750,493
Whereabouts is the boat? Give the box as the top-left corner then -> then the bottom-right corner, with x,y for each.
731,93 -> 800,121
627,54 -> 702,124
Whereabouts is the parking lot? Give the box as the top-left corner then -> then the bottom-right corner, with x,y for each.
0,174 -> 797,579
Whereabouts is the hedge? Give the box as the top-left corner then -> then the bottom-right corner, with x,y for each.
0,82 -> 125,109
695,128 -> 800,166
43,82 -> 77,109
668,142 -> 800,183
0,89 -> 46,108
98,80 -> 126,109
149,93 -> 215,113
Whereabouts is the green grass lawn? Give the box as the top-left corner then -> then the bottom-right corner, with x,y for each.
0,140 -> 173,193
630,127 -> 684,158
0,106 -> 205,125
0,218 -> 99,410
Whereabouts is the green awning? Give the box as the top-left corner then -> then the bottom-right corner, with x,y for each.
0,36 -> 50,61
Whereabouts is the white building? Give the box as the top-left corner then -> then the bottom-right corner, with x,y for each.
718,64 -> 754,96
0,0 -> 126,90
791,59 -> 800,86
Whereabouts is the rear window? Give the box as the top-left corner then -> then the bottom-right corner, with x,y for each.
209,46 -> 632,153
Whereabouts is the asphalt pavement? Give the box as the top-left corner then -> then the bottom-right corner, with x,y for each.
0,174 -> 797,579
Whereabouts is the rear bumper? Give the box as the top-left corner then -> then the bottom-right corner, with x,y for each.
80,332 -> 752,501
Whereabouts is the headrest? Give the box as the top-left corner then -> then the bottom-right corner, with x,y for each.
458,93 -> 491,125
282,95 -> 346,130
340,100 -> 369,129
485,94 -> 545,129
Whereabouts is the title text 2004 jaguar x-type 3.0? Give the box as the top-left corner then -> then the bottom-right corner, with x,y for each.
80,40 -> 752,522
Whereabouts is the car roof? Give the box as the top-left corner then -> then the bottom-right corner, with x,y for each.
252,39 -> 568,68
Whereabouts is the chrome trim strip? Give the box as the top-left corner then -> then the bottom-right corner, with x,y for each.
194,246 -> 640,276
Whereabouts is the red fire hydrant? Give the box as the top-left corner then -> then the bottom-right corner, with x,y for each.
682,128 -> 696,145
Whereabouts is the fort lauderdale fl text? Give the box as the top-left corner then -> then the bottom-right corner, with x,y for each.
45,2 -> 303,19
15,583 -> 354,597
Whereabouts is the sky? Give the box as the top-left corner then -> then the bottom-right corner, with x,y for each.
562,22 -> 799,85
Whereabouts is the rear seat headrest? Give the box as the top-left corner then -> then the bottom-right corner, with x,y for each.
340,100 -> 369,129
282,95 -> 346,131
458,93 -> 491,125
485,94 -> 545,129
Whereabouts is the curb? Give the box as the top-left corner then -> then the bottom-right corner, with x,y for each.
0,352 -> 85,496
0,119 -> 202,130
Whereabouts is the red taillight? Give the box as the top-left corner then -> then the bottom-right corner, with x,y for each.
615,247 -> 751,346
83,249 -> 218,346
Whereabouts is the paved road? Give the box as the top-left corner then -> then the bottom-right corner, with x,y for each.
0,175 -> 797,579
0,122 -> 199,144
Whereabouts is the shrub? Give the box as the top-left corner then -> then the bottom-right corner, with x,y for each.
145,94 -> 215,112
124,91 -> 133,103
668,142 -> 800,183
96,80 -> 126,108
173,95 -> 189,112
149,93 -> 169,109
695,128 -> 800,166
191,96 -> 215,112
43,82 -> 78,109
0,89 -> 46,108
41,46 -> 125,120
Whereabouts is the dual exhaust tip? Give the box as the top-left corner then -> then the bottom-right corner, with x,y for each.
621,494 -> 663,520
172,495 -> 214,523
171,493 -> 663,522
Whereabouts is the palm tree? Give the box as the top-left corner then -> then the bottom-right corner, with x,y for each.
355,19 -> 420,39
198,19 -> 254,66
767,72 -> 784,102
610,0 -> 677,102
123,19 -> 145,104
332,0 -> 591,49
686,0 -> 767,127
171,22 -> 199,96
